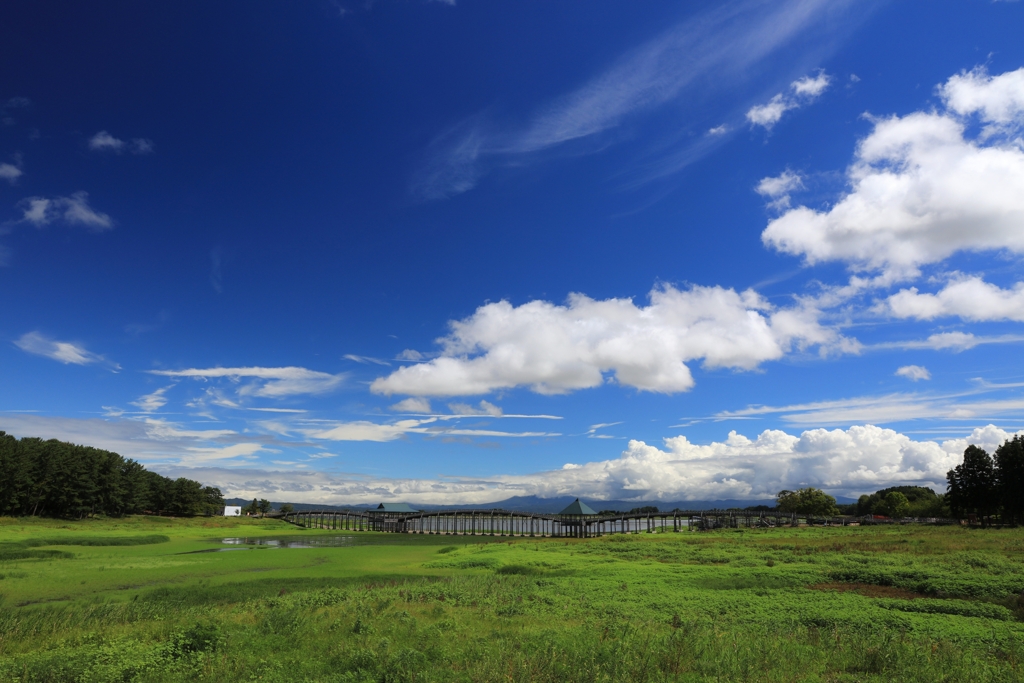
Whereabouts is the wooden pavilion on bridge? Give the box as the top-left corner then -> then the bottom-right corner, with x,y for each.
369,502 -> 419,532
558,498 -> 600,538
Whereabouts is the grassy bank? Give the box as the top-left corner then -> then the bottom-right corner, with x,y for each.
0,517 -> 1022,681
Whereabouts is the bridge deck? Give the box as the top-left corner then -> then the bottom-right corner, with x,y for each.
279,508 -> 852,537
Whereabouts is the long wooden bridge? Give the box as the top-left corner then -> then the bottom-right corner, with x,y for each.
280,508 -> 849,537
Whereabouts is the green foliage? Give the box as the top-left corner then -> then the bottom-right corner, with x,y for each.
20,533 -> 170,546
0,534 -> 168,562
944,438 -> 1024,524
995,435 -> 1024,524
0,430 -> 223,518
857,486 -> 944,517
884,492 -> 911,519
947,444 -> 996,519
494,564 -> 542,576
168,622 -> 223,658
278,503 -> 294,514
776,488 -> 839,516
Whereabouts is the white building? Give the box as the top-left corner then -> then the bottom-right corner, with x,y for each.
223,505 -> 242,516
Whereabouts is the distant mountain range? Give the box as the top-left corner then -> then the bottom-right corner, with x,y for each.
225,494 -> 857,514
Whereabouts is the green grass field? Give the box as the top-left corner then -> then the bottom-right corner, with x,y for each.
1,516 -> 1023,682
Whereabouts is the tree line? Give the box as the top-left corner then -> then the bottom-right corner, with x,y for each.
0,431 -> 224,519
238,499 -> 293,516
774,436 -> 1024,521
946,436 -> 1024,524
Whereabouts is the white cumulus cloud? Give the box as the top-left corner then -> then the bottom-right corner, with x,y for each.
0,162 -> 22,184
18,192 -> 113,231
499,424 -> 1022,502
895,365 -> 931,381
370,284 -> 847,397
762,66 -> 1024,280
746,70 -> 831,130
885,276 -> 1024,322
756,170 -> 804,209
88,131 -> 154,154
940,66 -> 1024,135
746,94 -> 791,129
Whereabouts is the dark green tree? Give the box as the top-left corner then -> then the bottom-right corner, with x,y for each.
947,445 -> 996,523
202,487 -> 225,515
0,432 -> 226,518
279,503 -> 294,514
257,499 -> 271,516
995,435 -> 1024,524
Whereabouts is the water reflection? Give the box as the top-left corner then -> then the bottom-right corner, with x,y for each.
218,536 -> 357,548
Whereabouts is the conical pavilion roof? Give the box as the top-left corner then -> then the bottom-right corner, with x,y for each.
377,503 -> 418,512
558,498 -> 596,515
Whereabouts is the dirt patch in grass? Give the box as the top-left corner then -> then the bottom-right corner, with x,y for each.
808,582 -> 928,600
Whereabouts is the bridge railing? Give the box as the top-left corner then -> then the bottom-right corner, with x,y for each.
277,508 -> 854,537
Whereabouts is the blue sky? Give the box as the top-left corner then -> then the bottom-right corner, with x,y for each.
3,0 -> 1024,505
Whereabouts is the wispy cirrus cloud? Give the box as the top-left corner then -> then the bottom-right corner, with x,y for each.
871,331 -> 1024,352
13,331 -> 119,370
149,366 -> 346,398
131,386 -> 174,412
413,0 -> 869,199
179,442 -> 266,466
448,400 -> 502,416
713,383 -> 1024,427
1,97 -> 30,125
304,409 -> 561,443
0,414 -> 256,464
343,354 -> 392,366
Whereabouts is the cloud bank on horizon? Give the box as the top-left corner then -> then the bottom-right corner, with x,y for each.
150,423 -> 1024,505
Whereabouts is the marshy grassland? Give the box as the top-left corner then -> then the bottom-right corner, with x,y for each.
1,516 -> 1022,682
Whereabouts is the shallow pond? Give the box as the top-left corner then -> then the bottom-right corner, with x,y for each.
207,534 -> 507,549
